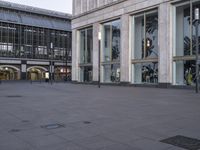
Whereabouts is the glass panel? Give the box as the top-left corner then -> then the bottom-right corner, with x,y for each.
103,22 -> 111,62
184,4 -> 191,56
175,60 -> 199,86
103,64 -> 120,83
192,1 -> 200,55
80,30 -> 86,63
176,2 -> 200,56
80,28 -> 93,64
134,62 -> 158,84
134,15 -> 144,59
80,66 -> 93,82
112,20 -> 120,61
176,4 -> 190,56
145,12 -> 158,58
103,20 -> 121,62
87,28 -> 93,63
134,12 -> 158,59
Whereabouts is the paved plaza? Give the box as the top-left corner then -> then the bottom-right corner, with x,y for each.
0,83 -> 200,150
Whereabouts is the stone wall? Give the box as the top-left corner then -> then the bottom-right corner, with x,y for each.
73,0 -> 125,16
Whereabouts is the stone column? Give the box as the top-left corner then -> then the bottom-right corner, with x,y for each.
72,29 -> 79,82
92,23 -> 100,83
120,14 -> 130,84
49,62 -> 55,80
21,60 -> 27,80
158,2 -> 173,87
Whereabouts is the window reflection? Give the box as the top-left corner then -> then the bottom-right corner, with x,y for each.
104,64 -> 120,83
103,20 -> 120,62
102,20 -> 121,83
175,60 -> 199,86
174,2 -> 200,86
79,27 -> 93,82
80,28 -> 93,64
132,11 -> 158,84
134,62 -> 158,84
134,12 -> 158,59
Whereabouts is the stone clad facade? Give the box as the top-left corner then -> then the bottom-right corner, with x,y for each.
72,0 -> 200,87
73,0 -> 124,16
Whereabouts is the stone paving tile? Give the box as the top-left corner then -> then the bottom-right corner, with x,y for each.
51,126 -> 95,141
0,83 -> 200,150
166,146 -> 186,150
102,129 -> 142,145
21,134 -> 67,149
130,126 -> 169,141
128,138 -> 172,150
96,143 -> 142,150
37,141 -> 89,150
73,135 -> 117,150
0,132 -> 34,150
11,128 -> 52,139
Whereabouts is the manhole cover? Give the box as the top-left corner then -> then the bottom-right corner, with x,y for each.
41,124 -> 65,130
9,129 -> 21,133
83,121 -> 92,124
160,135 -> 200,150
6,95 -> 22,98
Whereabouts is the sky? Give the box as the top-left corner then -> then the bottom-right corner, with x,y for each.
4,0 -> 72,14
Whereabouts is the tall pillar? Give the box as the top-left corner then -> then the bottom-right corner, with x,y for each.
21,60 -> 27,80
92,23 -> 100,82
120,14 -> 130,84
49,62 -> 55,80
72,29 -> 79,82
158,2 -> 173,87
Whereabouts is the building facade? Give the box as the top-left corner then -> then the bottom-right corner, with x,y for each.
0,1 -> 72,81
72,0 -> 200,87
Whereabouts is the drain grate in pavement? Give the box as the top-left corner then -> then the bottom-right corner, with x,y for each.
8,129 -> 21,133
160,135 -> 200,150
41,124 -> 65,130
6,95 -> 22,98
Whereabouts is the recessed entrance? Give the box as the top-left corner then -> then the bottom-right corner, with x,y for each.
0,66 -> 20,80
27,66 -> 47,81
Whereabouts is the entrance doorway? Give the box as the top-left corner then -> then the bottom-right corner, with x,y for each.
27,66 -> 47,81
0,66 -> 20,80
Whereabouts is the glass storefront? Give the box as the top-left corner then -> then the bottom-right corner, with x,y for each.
133,62 -> 158,84
79,27 -> 93,82
103,64 -> 120,83
132,10 -> 158,84
174,1 -> 200,85
102,20 -> 121,83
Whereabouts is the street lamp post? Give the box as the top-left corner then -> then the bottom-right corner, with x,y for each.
195,8 -> 200,93
50,42 -> 53,85
98,31 -> 101,88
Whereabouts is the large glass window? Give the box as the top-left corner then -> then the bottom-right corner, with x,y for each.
80,28 -> 93,64
102,20 -> 121,83
79,27 -> 93,82
132,10 -> 158,84
174,1 -> 200,86
0,19 -> 71,62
